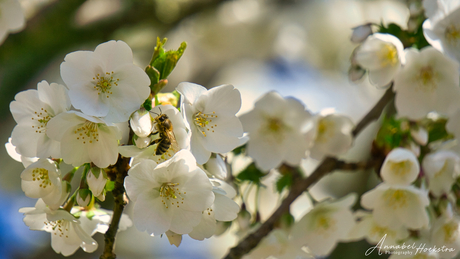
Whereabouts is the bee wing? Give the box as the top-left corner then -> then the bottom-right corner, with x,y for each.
167,130 -> 180,153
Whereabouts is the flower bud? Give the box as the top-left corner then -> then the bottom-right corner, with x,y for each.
203,154 -> 227,180
130,108 -> 153,138
350,23 -> 373,44
87,167 -> 107,201
134,135 -> 152,149
76,189 -> 91,207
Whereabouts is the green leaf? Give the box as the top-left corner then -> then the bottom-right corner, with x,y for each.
236,163 -> 266,185
378,22 -> 429,49
375,115 -> 410,149
142,98 -> 153,111
276,173 -> 293,193
105,180 -> 115,192
148,38 -> 186,81
232,144 -> 246,155
422,118 -> 452,143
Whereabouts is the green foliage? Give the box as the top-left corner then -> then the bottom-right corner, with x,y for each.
232,144 -> 246,156
236,163 -> 266,185
421,117 -> 452,143
374,115 -> 410,150
276,173 -> 293,193
105,180 -> 115,192
150,38 -> 186,80
142,97 -> 153,111
145,38 -> 187,95
378,22 -> 429,49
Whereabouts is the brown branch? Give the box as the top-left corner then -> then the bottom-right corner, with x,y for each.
223,87 -> 395,259
100,155 -> 131,259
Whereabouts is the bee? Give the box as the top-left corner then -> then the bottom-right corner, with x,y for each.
151,109 -> 179,156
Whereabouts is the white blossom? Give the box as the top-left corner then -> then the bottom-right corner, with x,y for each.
423,150 -> 460,197
20,158 -> 66,209
380,148 -> 420,185
355,33 -> 405,88
394,47 -> 460,120
348,210 -> 410,248
72,207 -> 132,236
119,105 -> 189,165
46,111 -> 121,168
5,137 -> 38,168
430,203 -> 460,259
10,81 -> 71,158
124,149 -> 215,236
244,229 -> 313,259
423,0 -> 460,63
0,0 -> 25,45
19,199 -> 97,256
361,183 -> 429,229
202,154 -> 228,180
60,40 -> 150,123
291,194 -> 357,257
240,91 -> 315,171
310,112 -> 354,160
177,82 -> 244,164
188,179 -> 239,241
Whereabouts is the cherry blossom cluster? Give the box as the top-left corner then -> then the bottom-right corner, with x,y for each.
6,39 -> 246,255
7,0 -> 460,258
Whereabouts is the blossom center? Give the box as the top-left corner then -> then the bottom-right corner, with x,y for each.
316,119 -> 335,143
314,214 -> 336,237
443,221 -> 459,243
445,23 -> 460,46
193,111 -> 218,137
388,160 -> 412,177
74,121 -> 99,144
31,107 -> 51,134
159,182 -> 185,209
45,219 -> 70,238
379,44 -> 398,67
93,72 -> 119,98
384,189 -> 408,209
370,225 -> 396,239
32,168 -> 52,188
415,66 -> 437,92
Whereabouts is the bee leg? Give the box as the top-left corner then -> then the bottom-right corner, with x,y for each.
151,131 -> 159,136
151,138 -> 161,145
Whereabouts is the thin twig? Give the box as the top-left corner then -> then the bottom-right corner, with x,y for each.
223,87 -> 395,259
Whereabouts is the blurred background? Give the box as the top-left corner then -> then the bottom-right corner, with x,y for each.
0,0 -> 414,258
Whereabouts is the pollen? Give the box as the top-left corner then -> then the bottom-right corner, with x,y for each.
74,121 -> 99,144
415,66 -> 438,92
193,111 -> 218,137
314,214 -> 337,237
160,182 -> 185,209
315,118 -> 335,143
442,221 -> 459,243
45,219 -> 71,238
384,189 -> 408,209
388,160 -> 412,177
378,43 -> 398,67
445,23 -> 460,46
31,107 -> 51,133
93,71 -> 119,98
31,168 -> 52,189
